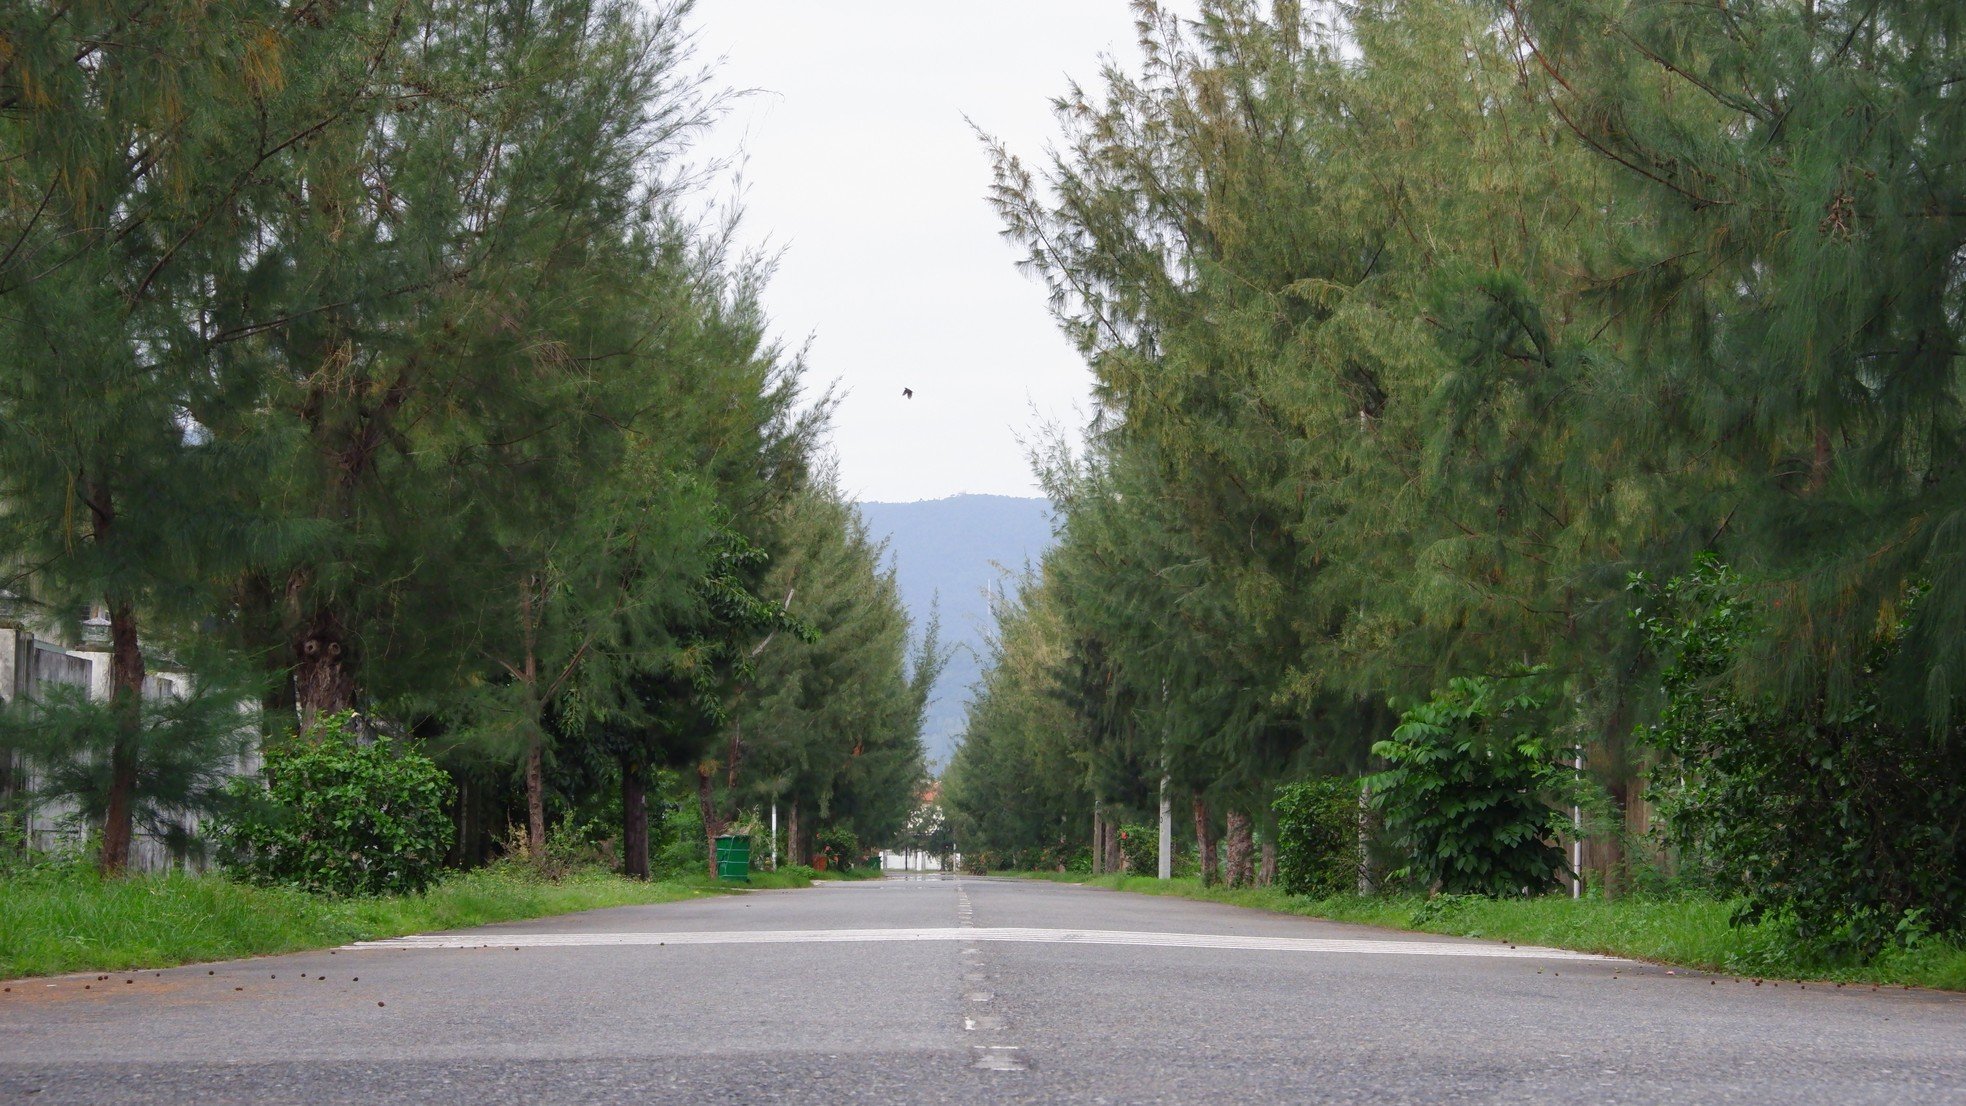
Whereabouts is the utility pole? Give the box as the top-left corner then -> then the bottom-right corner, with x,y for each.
1158,775 -> 1172,880
771,803 -> 778,871
1571,747 -> 1583,899
1157,682 -> 1172,880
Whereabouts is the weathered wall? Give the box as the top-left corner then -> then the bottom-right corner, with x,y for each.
2,625 -> 242,874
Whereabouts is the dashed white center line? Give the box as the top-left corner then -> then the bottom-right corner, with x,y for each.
971,1046 -> 1029,1072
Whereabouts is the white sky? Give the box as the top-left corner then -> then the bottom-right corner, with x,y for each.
689,3 -> 1155,503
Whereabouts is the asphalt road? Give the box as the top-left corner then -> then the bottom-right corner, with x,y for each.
4,875 -> 1963,1104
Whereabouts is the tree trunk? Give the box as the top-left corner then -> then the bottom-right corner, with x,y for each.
1091,809 -> 1105,874
524,737 -> 546,858
1192,795 -> 1218,886
1225,809 -> 1255,889
1600,777 -> 1630,900
697,763 -> 728,880
786,801 -> 805,869
520,579 -> 546,856
238,571 -> 297,740
620,756 -> 648,880
98,599 -> 146,876
1258,840 -> 1277,887
1357,782 -> 1375,894
450,775 -> 470,867
1105,816 -> 1124,874
292,604 -> 355,736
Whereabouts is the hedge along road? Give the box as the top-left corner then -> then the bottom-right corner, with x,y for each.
2,876 -> 1961,1105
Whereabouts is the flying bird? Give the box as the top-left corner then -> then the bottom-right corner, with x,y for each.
902,387 -> 914,399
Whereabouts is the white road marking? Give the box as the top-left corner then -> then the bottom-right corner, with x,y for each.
971,1045 -> 1028,1072
342,927 -> 1617,961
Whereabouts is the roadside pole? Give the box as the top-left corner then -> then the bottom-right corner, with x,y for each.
1157,695 -> 1172,880
1571,747 -> 1582,898
771,804 -> 778,871
1158,775 -> 1172,880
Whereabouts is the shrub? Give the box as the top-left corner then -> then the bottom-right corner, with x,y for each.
651,800 -> 705,878
1634,556 -> 1966,952
1117,822 -> 1158,875
503,816 -> 617,881
216,714 -> 450,896
1272,777 -> 1362,898
814,826 -> 859,871
1366,675 -> 1571,897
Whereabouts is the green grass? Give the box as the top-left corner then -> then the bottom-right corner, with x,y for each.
2,862 -> 709,979
674,862 -> 884,891
2,853 -> 896,979
996,872 -> 1966,992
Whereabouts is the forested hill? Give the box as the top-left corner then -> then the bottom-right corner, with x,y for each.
856,494 -> 1054,766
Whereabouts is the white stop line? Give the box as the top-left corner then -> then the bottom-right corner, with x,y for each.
343,927 -> 1616,961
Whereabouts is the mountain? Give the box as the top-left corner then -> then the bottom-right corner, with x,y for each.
855,494 -> 1055,768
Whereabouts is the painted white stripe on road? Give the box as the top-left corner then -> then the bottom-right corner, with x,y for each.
342,927 -> 1616,961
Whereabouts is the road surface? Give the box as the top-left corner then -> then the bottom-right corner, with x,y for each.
4,875 -> 1962,1103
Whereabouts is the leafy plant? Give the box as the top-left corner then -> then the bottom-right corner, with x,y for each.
1633,556 -> 1966,953
1117,822 -> 1158,875
0,679 -> 255,866
814,826 -> 860,872
216,714 -> 450,896
1366,675 -> 1571,897
1272,777 -> 1362,898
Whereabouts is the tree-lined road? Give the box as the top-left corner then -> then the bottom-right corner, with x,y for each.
4,877 -> 1962,1104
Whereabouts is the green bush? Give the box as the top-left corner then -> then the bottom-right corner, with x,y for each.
651,799 -> 706,878
216,714 -> 450,896
1366,675 -> 1571,897
1118,822 -> 1158,875
814,826 -> 859,871
1272,777 -> 1361,898
1634,556 -> 1966,953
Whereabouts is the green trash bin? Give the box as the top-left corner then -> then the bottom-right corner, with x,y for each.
714,835 -> 751,882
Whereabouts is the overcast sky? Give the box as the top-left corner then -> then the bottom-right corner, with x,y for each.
689,3 -> 1153,504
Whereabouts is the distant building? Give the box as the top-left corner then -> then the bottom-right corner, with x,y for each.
0,590 -> 246,872
880,782 -> 957,872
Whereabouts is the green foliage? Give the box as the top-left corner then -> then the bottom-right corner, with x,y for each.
952,0 -> 1966,953
0,679 -> 255,862
729,482 -> 936,858
217,715 -> 450,897
814,826 -> 860,871
1116,823 -> 1158,876
651,788 -> 708,879
942,568 -> 1095,863
1634,557 -> 1966,952
1005,873 -> 1966,993
0,862 -> 701,979
1366,676 -> 1572,897
1272,778 -> 1362,898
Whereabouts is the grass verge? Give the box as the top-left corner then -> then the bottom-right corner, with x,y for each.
675,863 -> 884,891
995,871 -> 1966,992
2,862 -> 707,980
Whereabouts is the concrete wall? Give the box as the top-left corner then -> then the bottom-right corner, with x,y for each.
1,624 -> 238,874
879,849 -> 957,872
